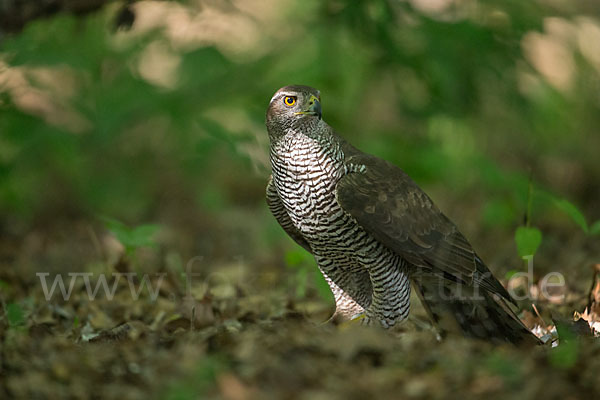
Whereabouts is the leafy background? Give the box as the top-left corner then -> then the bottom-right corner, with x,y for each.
1,0 -> 600,399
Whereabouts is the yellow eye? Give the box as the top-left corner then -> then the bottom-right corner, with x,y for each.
283,96 -> 296,106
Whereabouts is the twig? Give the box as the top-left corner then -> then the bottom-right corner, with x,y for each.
191,305 -> 196,332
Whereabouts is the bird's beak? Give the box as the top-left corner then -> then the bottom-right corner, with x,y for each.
295,95 -> 322,120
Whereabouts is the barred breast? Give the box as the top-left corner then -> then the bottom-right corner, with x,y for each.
270,132 -> 411,327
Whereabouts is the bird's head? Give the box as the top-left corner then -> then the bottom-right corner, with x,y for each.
266,85 -> 322,138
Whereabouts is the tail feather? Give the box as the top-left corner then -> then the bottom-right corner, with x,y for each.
412,276 -> 539,345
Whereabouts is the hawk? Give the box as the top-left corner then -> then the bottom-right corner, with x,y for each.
266,85 -> 537,344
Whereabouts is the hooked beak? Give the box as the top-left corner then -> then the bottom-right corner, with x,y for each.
295,95 -> 322,120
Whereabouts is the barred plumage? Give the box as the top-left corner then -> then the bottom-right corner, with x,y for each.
268,130 -> 411,327
266,85 -> 538,343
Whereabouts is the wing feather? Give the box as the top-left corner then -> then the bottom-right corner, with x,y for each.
336,145 -> 513,303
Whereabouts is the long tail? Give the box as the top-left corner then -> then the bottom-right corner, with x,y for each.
412,276 -> 539,345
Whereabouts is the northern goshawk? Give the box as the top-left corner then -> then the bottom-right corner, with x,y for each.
266,85 -> 536,344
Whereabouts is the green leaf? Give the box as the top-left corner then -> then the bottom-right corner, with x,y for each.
590,220 -> 600,235
6,302 -> 25,327
514,226 -> 542,257
549,322 -> 579,369
100,216 -> 160,251
100,216 -> 130,240
553,198 -> 588,233
129,224 -> 161,248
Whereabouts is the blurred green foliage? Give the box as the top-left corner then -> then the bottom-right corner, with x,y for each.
5,302 -> 25,328
163,355 -> 227,400
0,0 -> 599,265
549,322 -> 579,369
485,350 -> 524,386
285,248 -> 331,301
102,216 -> 160,255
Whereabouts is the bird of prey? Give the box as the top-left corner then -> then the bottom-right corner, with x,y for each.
265,85 -> 537,344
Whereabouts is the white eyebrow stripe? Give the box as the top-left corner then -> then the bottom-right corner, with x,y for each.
270,92 -> 296,104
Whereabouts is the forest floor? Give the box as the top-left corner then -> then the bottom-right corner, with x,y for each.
1,214 -> 599,400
